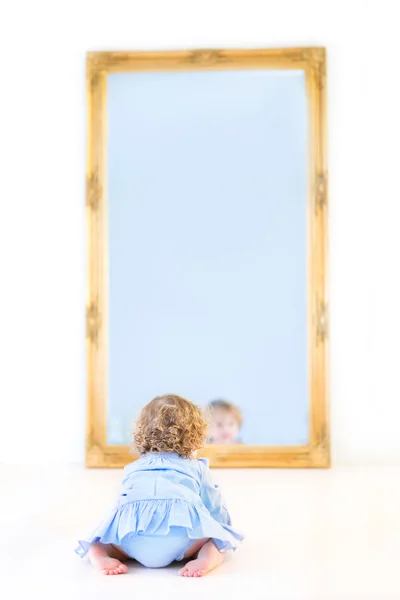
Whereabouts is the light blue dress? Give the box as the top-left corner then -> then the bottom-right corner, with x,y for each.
75,453 -> 244,568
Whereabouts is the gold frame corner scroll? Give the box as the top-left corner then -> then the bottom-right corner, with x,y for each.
86,47 -> 329,469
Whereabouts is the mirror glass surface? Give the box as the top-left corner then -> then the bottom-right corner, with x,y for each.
106,69 -> 308,446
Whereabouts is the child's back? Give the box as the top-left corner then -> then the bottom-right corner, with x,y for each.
122,452 -> 205,501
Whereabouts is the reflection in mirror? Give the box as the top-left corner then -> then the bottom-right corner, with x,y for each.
106,68 -> 308,448
207,400 -> 243,445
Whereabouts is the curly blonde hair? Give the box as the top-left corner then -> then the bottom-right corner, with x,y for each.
133,394 -> 208,459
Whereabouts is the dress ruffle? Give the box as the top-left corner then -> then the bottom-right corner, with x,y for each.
75,498 -> 243,558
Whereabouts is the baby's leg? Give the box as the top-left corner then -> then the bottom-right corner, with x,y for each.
180,539 -> 224,578
89,543 -> 129,575
183,538 -> 208,559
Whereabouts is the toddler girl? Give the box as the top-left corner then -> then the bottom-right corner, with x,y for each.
76,394 -> 243,577
208,399 -> 243,444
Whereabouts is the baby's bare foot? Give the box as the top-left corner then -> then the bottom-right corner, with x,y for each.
92,556 -> 128,575
180,539 -> 224,577
89,543 -> 128,575
179,558 -> 211,578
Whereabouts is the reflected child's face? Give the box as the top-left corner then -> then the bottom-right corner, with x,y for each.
209,408 -> 240,444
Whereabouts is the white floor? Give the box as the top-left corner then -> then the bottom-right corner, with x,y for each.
1,465 -> 399,600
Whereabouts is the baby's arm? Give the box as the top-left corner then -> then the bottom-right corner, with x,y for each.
199,459 -> 232,525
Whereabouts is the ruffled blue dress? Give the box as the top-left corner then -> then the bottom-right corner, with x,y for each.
75,453 -> 243,568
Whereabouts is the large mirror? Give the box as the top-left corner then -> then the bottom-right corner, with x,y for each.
86,48 -> 329,468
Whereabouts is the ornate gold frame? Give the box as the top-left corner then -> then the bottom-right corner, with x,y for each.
86,48 -> 329,468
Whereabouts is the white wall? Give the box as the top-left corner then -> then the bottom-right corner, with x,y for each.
0,0 -> 399,465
